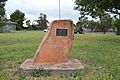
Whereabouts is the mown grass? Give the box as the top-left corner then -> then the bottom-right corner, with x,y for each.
0,31 -> 120,80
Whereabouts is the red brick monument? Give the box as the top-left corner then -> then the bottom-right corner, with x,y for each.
20,20 -> 84,75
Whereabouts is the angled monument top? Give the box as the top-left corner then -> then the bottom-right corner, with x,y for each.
34,20 -> 74,63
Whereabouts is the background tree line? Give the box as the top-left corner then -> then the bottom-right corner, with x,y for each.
10,10 -> 49,31
75,14 -> 113,34
0,0 -> 49,31
1,0 -> 120,35
74,0 -> 120,35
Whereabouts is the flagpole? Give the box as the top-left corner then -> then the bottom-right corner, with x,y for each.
59,0 -> 60,20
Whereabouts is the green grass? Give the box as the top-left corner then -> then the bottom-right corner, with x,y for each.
0,31 -> 120,80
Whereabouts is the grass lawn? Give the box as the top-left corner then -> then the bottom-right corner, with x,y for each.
0,31 -> 120,80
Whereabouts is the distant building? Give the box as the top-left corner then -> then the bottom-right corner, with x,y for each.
0,21 -> 17,32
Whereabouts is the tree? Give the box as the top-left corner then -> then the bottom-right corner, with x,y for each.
10,9 -> 25,30
26,20 -> 31,27
75,20 -> 83,34
26,20 -> 33,30
0,0 -> 7,21
88,20 -> 97,32
100,14 -> 112,34
74,0 -> 120,18
113,19 -> 120,35
31,20 -> 38,30
37,13 -> 49,30
75,17 -> 88,34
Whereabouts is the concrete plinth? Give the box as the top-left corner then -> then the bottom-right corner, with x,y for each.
20,59 -> 84,75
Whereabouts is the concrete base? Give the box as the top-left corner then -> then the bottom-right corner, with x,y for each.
20,59 -> 84,75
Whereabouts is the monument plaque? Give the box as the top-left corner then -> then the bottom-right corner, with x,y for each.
20,20 -> 84,75
56,29 -> 67,36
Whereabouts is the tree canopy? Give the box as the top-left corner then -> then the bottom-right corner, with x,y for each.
10,9 -> 25,30
113,19 -> 120,35
74,0 -> 120,18
88,20 -> 97,31
100,14 -> 112,33
37,13 -> 49,30
0,0 -> 7,21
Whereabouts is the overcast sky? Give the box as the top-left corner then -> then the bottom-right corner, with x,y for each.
5,0 -> 80,23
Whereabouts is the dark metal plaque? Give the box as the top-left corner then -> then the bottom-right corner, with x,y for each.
56,29 -> 67,36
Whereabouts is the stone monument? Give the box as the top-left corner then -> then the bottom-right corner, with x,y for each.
20,20 -> 84,75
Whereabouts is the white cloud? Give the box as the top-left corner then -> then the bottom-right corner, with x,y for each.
5,0 -> 80,23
